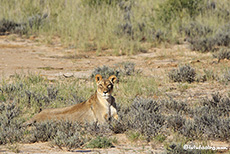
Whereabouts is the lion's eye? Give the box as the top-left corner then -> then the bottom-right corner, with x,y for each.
99,84 -> 103,88
108,85 -> 111,88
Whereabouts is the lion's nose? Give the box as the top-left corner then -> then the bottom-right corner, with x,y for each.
103,91 -> 108,94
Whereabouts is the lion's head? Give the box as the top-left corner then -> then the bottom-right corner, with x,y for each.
95,74 -> 117,99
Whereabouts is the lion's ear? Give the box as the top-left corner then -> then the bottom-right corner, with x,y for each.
95,74 -> 102,83
108,75 -> 117,84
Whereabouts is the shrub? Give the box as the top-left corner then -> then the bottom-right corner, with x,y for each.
47,86 -> 59,100
26,121 -> 88,149
85,136 -> 113,148
26,121 -> 114,149
189,37 -> 216,52
0,19 -> 27,35
124,97 -> 165,141
193,113 -> 230,140
182,21 -> 215,52
168,64 -> 196,83
166,114 -> 185,131
91,65 -> 119,79
114,62 -> 137,76
52,130 -> 87,150
0,13 -> 48,35
181,21 -> 213,39
84,122 -> 113,136
182,93 -> 230,140
215,24 -> 230,47
189,23 -> 230,52
117,0 -> 134,37
157,0 -> 204,24
179,119 -> 198,139
161,98 -> 190,115
213,48 -> 230,62
200,93 -> 230,117
0,101 -> 25,144
91,62 -> 137,79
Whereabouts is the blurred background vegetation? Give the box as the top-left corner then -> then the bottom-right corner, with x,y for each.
1,0 -> 230,55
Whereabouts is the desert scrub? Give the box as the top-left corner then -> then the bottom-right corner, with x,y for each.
193,113 -> 230,140
166,114 -> 185,132
91,62 -> 138,79
122,97 -> 165,141
215,24 -> 230,47
181,21 -> 216,52
0,19 -> 27,35
168,64 -> 196,83
91,65 -> 119,79
160,98 -> 190,115
213,48 -> 230,62
85,136 -> 114,148
181,21 -> 213,39
180,93 -> 230,140
26,121 -> 113,150
188,23 -> 230,52
200,93 -> 230,117
0,101 -> 25,144
114,61 -> 138,76
189,37 -> 216,52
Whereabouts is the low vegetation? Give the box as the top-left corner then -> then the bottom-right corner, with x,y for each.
168,64 -> 196,83
1,63 -> 230,152
213,48 -> 230,62
0,75 -> 230,152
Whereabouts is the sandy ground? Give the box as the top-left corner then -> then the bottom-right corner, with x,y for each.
1,35 -> 230,153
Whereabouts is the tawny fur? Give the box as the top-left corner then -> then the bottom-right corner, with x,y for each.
25,74 -> 118,125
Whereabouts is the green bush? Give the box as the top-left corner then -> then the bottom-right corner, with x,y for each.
85,136 -> 113,148
157,0 -> 204,24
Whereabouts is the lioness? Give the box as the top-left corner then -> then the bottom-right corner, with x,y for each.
26,74 -> 118,125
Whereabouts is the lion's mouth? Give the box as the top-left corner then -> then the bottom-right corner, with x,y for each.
102,93 -> 110,99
